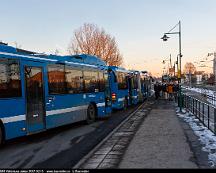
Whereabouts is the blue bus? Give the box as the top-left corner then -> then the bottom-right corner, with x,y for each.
128,70 -> 140,105
128,70 -> 152,103
108,66 -> 131,110
139,71 -> 152,99
0,43 -> 112,145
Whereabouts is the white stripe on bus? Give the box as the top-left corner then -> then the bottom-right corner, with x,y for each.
97,102 -> 105,107
1,103 -> 105,124
46,105 -> 88,116
115,69 -> 129,73
64,61 -> 98,68
0,52 -> 102,68
0,51 -> 57,62
118,97 -> 125,102
1,115 -> 26,124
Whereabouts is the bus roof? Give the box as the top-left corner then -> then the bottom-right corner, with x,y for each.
0,43 -> 107,68
108,66 -> 130,73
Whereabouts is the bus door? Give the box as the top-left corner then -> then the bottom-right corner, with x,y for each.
24,64 -> 46,134
127,75 -> 132,105
104,72 -> 112,108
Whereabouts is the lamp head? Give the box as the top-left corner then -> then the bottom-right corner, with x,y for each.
161,34 -> 169,41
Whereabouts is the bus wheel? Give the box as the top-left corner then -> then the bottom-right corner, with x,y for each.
86,104 -> 96,124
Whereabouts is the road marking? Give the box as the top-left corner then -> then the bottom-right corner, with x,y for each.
75,136 -> 85,144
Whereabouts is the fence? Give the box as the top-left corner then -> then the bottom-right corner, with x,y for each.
182,94 -> 216,134
206,94 -> 216,106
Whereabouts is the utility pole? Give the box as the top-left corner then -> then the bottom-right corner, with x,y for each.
161,20 -> 183,112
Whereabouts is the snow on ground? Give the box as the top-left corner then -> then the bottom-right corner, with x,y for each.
182,86 -> 216,106
176,108 -> 216,167
183,86 -> 215,96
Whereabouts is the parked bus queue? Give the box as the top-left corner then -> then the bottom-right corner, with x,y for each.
0,43 -> 152,146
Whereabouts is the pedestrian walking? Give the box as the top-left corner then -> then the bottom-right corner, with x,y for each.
167,82 -> 174,101
173,82 -> 179,102
154,82 -> 161,100
162,82 -> 167,99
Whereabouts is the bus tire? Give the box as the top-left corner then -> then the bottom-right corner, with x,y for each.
86,104 -> 96,124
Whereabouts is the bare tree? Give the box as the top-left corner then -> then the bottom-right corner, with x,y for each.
184,62 -> 196,87
68,23 -> 123,66
184,62 -> 196,74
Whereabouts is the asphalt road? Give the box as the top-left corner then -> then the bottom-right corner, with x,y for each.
0,104 -> 140,169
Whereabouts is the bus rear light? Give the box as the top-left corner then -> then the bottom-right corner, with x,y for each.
112,93 -> 116,101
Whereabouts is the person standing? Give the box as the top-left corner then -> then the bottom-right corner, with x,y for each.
167,82 -> 174,101
173,82 -> 179,102
154,82 -> 160,100
162,82 -> 167,99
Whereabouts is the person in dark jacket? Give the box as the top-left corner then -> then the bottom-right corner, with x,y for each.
173,82 -> 179,102
161,82 -> 167,99
154,82 -> 161,100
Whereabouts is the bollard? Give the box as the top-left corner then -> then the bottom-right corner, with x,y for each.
178,95 -> 180,107
183,95 -> 185,108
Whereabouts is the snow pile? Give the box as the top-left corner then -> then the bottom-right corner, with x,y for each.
183,86 -> 216,106
183,86 -> 215,96
177,108 -> 216,167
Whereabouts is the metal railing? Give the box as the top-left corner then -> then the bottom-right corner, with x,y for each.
182,85 -> 216,105
206,94 -> 216,106
182,94 -> 216,134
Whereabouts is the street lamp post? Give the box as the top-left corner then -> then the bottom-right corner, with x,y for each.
161,21 -> 183,111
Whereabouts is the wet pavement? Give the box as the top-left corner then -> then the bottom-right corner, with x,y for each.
0,104 -> 141,169
119,99 -> 198,168
74,100 -> 154,169
74,98 -> 207,169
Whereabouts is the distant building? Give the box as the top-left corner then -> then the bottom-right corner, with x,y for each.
194,71 -> 205,85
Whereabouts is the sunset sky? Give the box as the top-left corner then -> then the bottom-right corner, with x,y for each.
1,0 -> 216,76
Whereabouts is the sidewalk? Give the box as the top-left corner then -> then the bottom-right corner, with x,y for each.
119,99 -> 198,168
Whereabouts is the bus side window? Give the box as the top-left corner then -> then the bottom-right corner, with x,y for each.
65,66 -> 84,94
0,58 -> 22,98
47,64 -> 67,94
84,71 -> 99,93
98,72 -> 105,92
117,72 -> 128,90
113,71 -> 117,83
